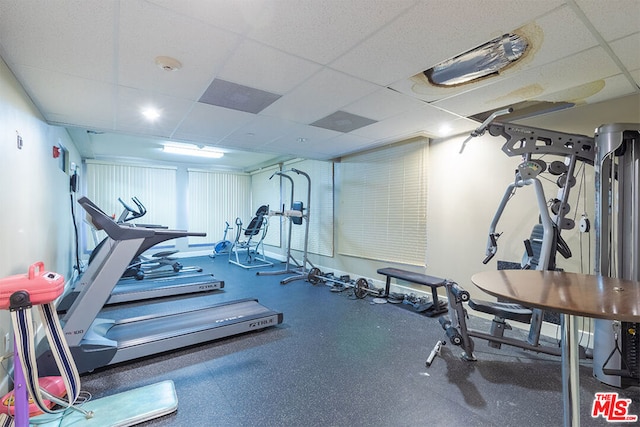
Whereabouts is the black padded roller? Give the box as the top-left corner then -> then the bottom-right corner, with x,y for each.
450,283 -> 470,301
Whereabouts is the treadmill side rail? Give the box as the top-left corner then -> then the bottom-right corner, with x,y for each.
39,298 -> 283,374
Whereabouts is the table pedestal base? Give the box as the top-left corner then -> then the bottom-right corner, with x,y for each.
561,314 -> 580,427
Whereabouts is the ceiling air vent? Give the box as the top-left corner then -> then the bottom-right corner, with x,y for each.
199,79 -> 281,114
425,33 -> 528,87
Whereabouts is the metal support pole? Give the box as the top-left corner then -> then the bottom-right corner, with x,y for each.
561,313 -> 580,427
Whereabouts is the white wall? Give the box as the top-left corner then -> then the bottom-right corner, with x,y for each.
0,57 -> 81,395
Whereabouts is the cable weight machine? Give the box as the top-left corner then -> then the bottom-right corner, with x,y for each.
593,123 -> 640,388
441,115 -> 596,361
257,168 -> 315,284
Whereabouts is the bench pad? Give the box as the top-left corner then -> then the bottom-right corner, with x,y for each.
376,268 -> 445,287
469,299 -> 533,323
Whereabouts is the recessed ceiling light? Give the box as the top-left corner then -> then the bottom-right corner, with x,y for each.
425,33 -> 528,87
297,137 -> 307,143
142,107 -> 161,121
163,143 -> 224,159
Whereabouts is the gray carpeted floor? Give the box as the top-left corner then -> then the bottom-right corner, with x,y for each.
76,255 -> 639,426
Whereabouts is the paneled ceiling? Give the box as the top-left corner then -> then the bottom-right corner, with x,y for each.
0,0 -> 638,171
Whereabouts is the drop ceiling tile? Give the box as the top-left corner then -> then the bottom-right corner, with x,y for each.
342,88 -> 427,121
214,151 -> 287,172
261,68 -> 380,124
222,115 -> 308,149
0,1 -> 116,83
216,39 -> 322,95
263,124 -> 342,155
330,0 -> 564,86
306,133 -> 378,158
535,73 -> 638,106
12,65 -> 115,128
118,1 -> 241,100
609,33 -> 640,72
574,0 -> 640,41
172,102 -> 255,143
147,0 -> 269,36
217,135 -> 273,152
245,0 -> 415,64
350,104 -> 461,140
519,5 -> 600,69
116,87 -> 196,137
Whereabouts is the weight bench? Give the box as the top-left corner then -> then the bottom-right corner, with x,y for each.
376,268 -> 448,316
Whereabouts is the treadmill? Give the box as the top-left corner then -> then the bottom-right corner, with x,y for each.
57,200 -> 224,310
38,197 -> 283,374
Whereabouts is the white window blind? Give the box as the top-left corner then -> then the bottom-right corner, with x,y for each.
337,139 -> 428,265
84,161 -> 177,249
187,170 -> 251,246
284,159 -> 334,257
251,166 -> 282,248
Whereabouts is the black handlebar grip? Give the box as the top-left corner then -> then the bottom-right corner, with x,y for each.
482,252 -> 495,264
524,239 -> 534,257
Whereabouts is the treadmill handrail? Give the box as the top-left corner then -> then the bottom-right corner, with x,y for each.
79,197 -> 155,241
79,196 -> 207,242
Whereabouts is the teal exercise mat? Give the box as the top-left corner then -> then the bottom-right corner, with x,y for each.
30,380 -> 177,427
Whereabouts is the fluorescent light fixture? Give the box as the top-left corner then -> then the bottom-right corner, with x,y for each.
163,144 -> 224,159
142,107 -> 161,121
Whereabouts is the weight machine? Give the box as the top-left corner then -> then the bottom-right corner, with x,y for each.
441,112 -> 595,360
592,123 -> 640,388
257,168 -> 315,284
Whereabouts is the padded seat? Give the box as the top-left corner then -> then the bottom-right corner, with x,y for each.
229,205 -> 272,269
469,299 -> 533,323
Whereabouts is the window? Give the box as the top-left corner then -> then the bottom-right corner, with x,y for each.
338,139 -> 428,265
187,170 -> 251,246
285,159 -> 334,257
84,161 -> 177,249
